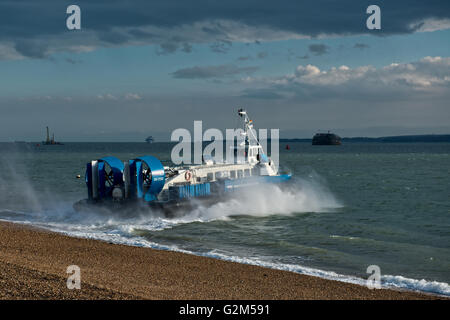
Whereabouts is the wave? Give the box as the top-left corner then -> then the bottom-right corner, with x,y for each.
5,217 -> 448,297
201,251 -> 450,297
164,176 -> 343,224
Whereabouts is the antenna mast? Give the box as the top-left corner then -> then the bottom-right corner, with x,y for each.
237,108 -> 266,155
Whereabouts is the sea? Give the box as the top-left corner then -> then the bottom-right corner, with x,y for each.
0,142 -> 449,296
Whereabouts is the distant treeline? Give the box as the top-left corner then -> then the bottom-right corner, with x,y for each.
280,134 -> 450,143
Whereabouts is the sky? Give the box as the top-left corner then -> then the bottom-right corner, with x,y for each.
0,0 -> 450,141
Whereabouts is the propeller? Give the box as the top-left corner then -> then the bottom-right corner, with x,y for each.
104,165 -> 115,187
141,162 -> 152,189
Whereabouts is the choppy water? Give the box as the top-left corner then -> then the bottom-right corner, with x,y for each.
0,142 -> 449,296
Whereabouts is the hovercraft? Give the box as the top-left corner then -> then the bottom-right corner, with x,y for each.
74,109 -> 291,216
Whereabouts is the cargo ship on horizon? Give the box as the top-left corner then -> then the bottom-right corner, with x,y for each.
312,131 -> 342,145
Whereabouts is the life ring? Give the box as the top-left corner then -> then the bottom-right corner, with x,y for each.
185,171 -> 192,181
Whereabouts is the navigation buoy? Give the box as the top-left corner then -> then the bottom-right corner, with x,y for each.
76,175 -> 81,179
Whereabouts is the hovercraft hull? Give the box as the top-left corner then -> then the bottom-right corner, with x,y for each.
74,174 -> 292,218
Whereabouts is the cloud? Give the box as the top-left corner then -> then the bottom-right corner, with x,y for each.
181,43 -> 192,53
171,64 -> 259,79
65,57 -> 82,64
124,93 -> 142,100
236,52 -> 267,61
354,43 -> 370,49
257,51 -> 268,59
0,43 -> 23,60
97,94 -> 118,100
409,18 -> 450,32
237,55 -> 251,61
157,42 -> 179,55
97,93 -> 142,100
155,41 -> 192,55
239,56 -> 450,100
14,40 -> 49,59
308,44 -> 329,56
240,88 -> 283,100
209,40 -> 232,53
1,1 -> 449,59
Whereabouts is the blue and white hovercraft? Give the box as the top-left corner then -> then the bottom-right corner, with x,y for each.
74,109 -> 291,216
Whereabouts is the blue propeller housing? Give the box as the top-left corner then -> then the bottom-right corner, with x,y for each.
129,156 -> 165,202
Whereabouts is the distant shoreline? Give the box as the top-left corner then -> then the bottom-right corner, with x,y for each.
3,134 -> 450,144
281,134 -> 450,143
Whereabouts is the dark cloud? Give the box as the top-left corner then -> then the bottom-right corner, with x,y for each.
65,57 -> 82,64
0,1 -> 449,59
308,44 -> 330,56
209,40 -> 232,54
171,64 -> 258,79
127,28 -> 155,39
155,41 -> 193,55
354,43 -> 370,49
181,43 -> 192,53
257,51 -> 268,59
97,30 -> 130,44
237,55 -> 251,61
14,40 -> 48,59
157,42 -> 179,55
237,52 -> 268,61
240,88 -> 283,99
201,24 -> 228,37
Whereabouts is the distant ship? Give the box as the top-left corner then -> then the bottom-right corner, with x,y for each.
145,136 -> 154,143
312,131 -> 342,145
42,126 -> 63,145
